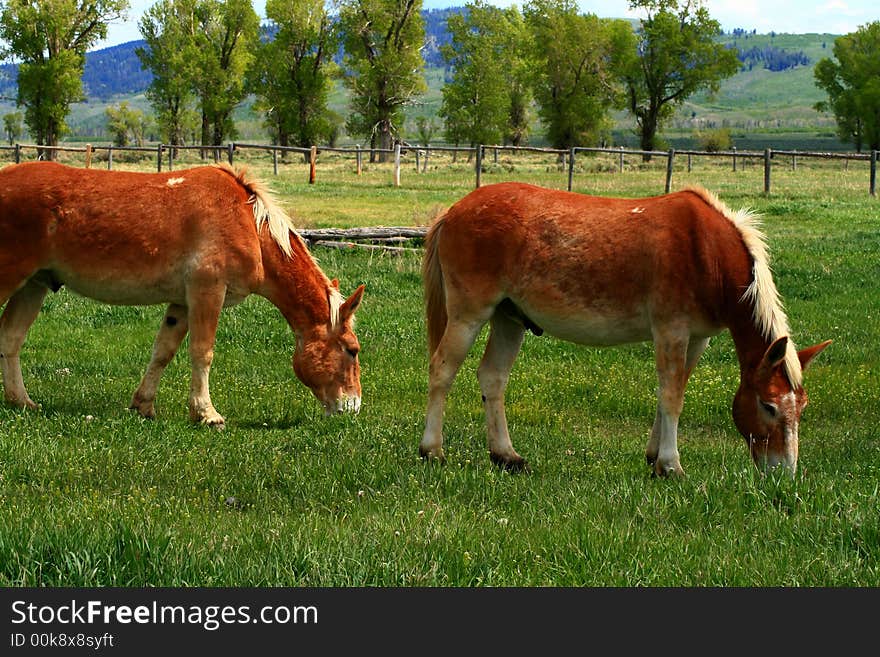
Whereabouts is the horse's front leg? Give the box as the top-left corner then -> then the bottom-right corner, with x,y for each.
646,337 -> 709,470
186,283 -> 227,428
419,318 -> 484,462
478,312 -> 527,470
0,280 -> 47,409
130,304 -> 189,418
647,330 -> 696,477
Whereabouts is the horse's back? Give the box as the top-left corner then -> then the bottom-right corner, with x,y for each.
0,162 -> 262,306
435,182 -> 753,344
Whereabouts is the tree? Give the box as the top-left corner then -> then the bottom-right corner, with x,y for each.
623,0 -> 739,159
191,0 -> 259,146
525,0 -> 634,150
137,0 -> 199,146
814,21 -> 880,153
105,101 -> 148,146
0,0 -> 129,155
3,110 -> 22,143
249,0 -> 338,150
338,0 -> 427,161
439,1 -> 531,149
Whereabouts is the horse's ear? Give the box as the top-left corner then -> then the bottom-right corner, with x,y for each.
764,336 -> 789,368
339,284 -> 365,321
758,336 -> 789,379
798,339 -> 832,371
331,278 -> 339,290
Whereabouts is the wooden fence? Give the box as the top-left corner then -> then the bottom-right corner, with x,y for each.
1,141 -> 876,197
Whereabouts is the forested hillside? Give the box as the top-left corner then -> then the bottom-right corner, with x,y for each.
0,7 -> 845,148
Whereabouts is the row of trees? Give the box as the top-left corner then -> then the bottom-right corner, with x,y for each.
0,0 -> 877,157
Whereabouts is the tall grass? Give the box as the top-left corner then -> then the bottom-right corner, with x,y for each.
0,159 -> 877,586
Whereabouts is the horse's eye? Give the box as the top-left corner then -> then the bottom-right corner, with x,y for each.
345,346 -> 359,359
760,400 -> 777,417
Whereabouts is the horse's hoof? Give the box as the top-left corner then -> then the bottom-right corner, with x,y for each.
129,401 -> 156,419
652,462 -> 685,478
490,452 -> 530,473
6,396 -> 39,410
419,445 -> 445,463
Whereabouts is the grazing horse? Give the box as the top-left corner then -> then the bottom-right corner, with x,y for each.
420,182 -> 830,475
0,161 -> 364,426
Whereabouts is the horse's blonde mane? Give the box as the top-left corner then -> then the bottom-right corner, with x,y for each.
685,185 -> 802,387
214,163 -> 344,327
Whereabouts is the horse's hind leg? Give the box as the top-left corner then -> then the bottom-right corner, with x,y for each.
130,304 -> 189,419
0,280 -> 48,409
419,317 -> 485,462
646,335 -> 709,476
478,311 -> 526,470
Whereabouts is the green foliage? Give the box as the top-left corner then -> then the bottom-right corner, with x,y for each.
814,21 -> 880,152
439,1 -> 531,148
104,101 -> 148,146
696,127 -> 732,152
0,0 -> 129,148
624,0 -> 740,155
249,0 -> 338,148
524,0 -> 634,149
338,0 -> 428,156
137,0 -> 199,146
2,110 -> 21,143
192,0 -> 260,145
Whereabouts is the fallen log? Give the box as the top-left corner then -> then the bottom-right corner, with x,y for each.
298,226 -> 428,241
311,239 -> 421,255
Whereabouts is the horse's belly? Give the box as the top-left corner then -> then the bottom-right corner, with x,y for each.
530,309 -> 653,346
62,275 -> 187,306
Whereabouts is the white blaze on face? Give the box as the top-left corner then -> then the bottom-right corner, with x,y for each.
767,392 -> 799,474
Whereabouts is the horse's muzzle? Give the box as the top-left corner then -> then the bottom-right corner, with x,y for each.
324,395 -> 361,416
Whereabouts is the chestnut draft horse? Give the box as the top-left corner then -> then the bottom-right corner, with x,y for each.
0,161 -> 365,426
421,182 -> 831,475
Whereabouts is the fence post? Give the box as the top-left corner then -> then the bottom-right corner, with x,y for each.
871,150 -> 877,197
618,146 -> 624,173
687,153 -> 692,173
107,145 -> 113,170
423,144 -> 429,173
356,144 -> 362,175
84,144 -> 93,169
227,143 -> 234,166
475,144 -> 483,188
792,150 -> 797,171
157,144 -> 163,172
764,148 -> 772,194
168,145 -> 174,171
309,145 -> 317,184
272,147 -> 278,176
732,146 -> 737,172
14,143 -> 20,163
568,147 -> 575,191
415,148 -> 420,172
665,148 -> 675,193
393,142 -> 401,187
494,147 -> 498,164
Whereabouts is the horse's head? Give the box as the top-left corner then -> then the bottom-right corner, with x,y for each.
732,336 -> 831,473
293,283 -> 365,415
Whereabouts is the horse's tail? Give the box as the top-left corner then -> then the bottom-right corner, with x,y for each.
422,212 -> 448,355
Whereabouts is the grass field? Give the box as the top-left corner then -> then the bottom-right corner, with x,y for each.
0,153 -> 878,586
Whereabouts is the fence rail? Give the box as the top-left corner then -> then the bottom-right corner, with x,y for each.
2,141 -> 876,197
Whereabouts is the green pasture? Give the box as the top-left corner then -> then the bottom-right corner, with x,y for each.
0,154 -> 878,586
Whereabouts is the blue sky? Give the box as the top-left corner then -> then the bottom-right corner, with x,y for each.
102,0 -> 878,50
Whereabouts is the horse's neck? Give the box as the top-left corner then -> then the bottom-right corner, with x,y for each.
728,313 -> 772,383
259,233 -> 329,334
